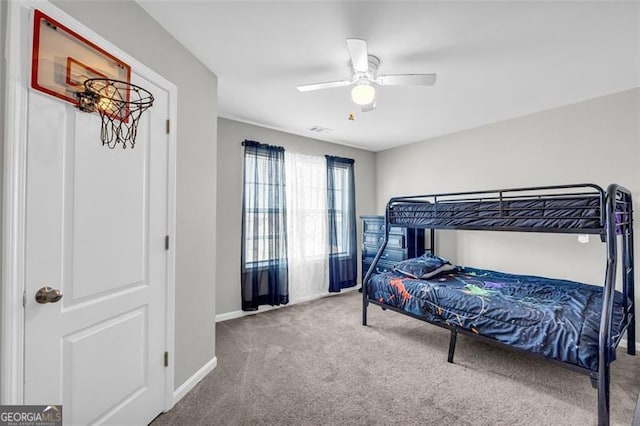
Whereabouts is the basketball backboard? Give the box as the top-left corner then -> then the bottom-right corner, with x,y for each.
31,9 -> 131,106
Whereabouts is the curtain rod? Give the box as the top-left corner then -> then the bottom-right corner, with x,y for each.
325,154 -> 355,164
241,141 -> 355,163
241,139 -> 285,151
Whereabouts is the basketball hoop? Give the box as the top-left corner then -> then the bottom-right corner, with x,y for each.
77,78 -> 154,149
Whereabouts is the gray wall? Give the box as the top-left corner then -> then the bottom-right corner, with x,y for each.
52,1 -> 218,388
216,118 -> 377,316
377,88 -> 640,312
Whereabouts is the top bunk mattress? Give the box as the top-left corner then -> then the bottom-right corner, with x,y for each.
388,196 -> 606,232
367,266 -> 627,371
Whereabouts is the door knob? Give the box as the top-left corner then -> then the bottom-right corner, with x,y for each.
35,286 -> 63,304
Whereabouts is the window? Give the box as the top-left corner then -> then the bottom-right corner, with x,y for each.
328,163 -> 352,255
241,142 -> 357,311
326,155 -> 357,291
285,152 -> 328,260
242,145 -> 287,267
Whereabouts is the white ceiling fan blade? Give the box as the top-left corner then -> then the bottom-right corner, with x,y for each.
346,38 -> 369,73
376,74 -> 437,86
296,80 -> 352,92
361,100 -> 376,112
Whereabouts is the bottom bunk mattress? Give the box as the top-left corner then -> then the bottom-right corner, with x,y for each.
367,266 -> 627,371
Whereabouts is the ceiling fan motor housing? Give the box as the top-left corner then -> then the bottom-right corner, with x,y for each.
351,55 -> 380,83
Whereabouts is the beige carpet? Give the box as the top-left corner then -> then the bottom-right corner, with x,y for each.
153,291 -> 640,425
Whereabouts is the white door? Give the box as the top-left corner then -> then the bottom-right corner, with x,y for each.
23,73 -> 169,425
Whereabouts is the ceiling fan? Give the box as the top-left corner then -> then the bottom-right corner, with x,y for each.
296,38 -> 437,112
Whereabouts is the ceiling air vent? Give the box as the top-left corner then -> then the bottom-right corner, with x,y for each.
308,126 -> 332,134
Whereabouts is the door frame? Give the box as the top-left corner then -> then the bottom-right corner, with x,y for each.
1,0 -> 178,412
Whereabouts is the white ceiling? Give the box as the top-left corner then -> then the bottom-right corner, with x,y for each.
138,1 -> 640,152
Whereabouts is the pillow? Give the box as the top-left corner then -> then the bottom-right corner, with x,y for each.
393,253 -> 455,279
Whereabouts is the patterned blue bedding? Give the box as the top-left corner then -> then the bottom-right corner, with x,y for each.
367,266 -> 627,371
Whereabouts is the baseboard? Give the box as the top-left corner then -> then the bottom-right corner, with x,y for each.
173,356 -> 217,404
215,286 -> 359,323
215,305 -> 277,322
618,339 -> 640,353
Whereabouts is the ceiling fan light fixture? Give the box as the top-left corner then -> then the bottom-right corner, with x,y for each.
351,83 -> 375,106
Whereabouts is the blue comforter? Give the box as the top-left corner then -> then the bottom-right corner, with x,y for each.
367,266 -> 627,371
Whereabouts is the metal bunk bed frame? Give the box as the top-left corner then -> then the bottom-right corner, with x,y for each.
362,183 -> 634,426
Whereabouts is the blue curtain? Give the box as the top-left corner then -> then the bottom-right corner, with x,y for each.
241,140 -> 289,311
326,155 -> 357,292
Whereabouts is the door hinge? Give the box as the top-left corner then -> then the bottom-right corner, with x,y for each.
165,235 -> 170,251
23,290 -> 27,308
165,119 -> 170,135
164,351 -> 169,367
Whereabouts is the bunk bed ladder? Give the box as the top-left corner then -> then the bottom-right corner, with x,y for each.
597,184 -> 633,426
362,212 -> 391,326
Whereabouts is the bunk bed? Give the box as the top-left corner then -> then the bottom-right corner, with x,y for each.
362,183 -> 634,426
